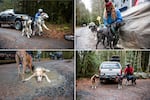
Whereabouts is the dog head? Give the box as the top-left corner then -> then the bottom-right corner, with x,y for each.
41,12 -> 49,19
35,68 -> 44,82
35,67 -> 50,82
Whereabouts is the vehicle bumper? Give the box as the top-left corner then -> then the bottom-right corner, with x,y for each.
100,75 -> 117,80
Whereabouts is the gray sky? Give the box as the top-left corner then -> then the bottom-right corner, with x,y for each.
81,0 -> 92,12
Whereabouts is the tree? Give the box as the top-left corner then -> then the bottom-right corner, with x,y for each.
91,0 -> 105,24
76,0 -> 91,26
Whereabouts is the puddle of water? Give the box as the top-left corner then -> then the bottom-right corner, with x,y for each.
24,70 -> 65,88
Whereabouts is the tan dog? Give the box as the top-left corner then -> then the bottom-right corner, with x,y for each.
15,50 -> 34,80
23,67 -> 51,83
91,74 -> 99,89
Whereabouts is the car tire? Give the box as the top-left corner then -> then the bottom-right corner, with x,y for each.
15,20 -> 22,30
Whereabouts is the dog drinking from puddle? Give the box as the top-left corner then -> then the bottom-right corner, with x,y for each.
23,67 -> 51,83
91,74 -> 99,89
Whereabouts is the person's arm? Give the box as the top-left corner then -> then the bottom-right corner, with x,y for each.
35,13 -> 40,18
103,17 -> 108,26
116,9 -> 123,22
124,67 -> 127,74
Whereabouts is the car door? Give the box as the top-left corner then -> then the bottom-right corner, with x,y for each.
0,13 -> 7,23
6,13 -> 16,24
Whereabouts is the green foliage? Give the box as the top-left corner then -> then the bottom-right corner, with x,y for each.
77,51 -> 99,78
63,51 -> 74,59
76,0 -> 91,26
91,0 -> 105,24
0,0 -> 14,11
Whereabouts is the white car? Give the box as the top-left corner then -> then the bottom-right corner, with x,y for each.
99,61 -> 122,82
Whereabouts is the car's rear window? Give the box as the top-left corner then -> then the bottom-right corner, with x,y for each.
101,63 -> 120,69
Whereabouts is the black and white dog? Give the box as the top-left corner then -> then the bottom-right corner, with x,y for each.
33,12 -> 49,36
21,16 -> 33,38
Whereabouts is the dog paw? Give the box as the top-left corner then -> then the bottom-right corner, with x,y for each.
48,80 -> 51,83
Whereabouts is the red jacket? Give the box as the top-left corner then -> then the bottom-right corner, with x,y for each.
124,66 -> 134,75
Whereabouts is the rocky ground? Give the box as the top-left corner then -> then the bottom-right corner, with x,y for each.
77,78 -> 150,100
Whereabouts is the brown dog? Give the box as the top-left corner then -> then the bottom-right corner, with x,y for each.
15,50 -> 34,80
91,74 -> 99,89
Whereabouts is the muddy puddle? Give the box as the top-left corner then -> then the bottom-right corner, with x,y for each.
0,61 -> 74,100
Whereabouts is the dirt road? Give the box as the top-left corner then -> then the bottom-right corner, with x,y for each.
0,60 -> 74,100
0,27 -> 73,49
76,27 -> 104,49
77,78 -> 150,100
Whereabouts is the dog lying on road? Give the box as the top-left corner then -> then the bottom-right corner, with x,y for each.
23,67 -> 51,83
15,50 -> 34,80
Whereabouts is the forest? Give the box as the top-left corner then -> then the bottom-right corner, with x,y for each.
0,0 -> 73,24
77,51 -> 150,78
76,0 -> 104,26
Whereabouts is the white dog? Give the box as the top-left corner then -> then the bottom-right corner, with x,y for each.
23,67 -> 51,83
21,16 -> 33,38
33,12 -> 49,36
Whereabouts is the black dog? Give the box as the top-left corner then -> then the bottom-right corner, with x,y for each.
125,75 -> 136,85
96,22 -> 124,49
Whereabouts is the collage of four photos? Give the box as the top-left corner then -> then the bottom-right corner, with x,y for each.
0,0 -> 150,100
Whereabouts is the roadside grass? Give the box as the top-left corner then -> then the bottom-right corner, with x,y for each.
43,23 -> 73,39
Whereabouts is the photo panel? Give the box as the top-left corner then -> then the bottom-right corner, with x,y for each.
0,0 -> 74,49
76,0 -> 150,50
0,50 -> 74,99
76,50 -> 150,100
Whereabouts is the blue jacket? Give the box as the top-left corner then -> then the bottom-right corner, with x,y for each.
35,12 -> 41,20
104,9 -> 122,26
